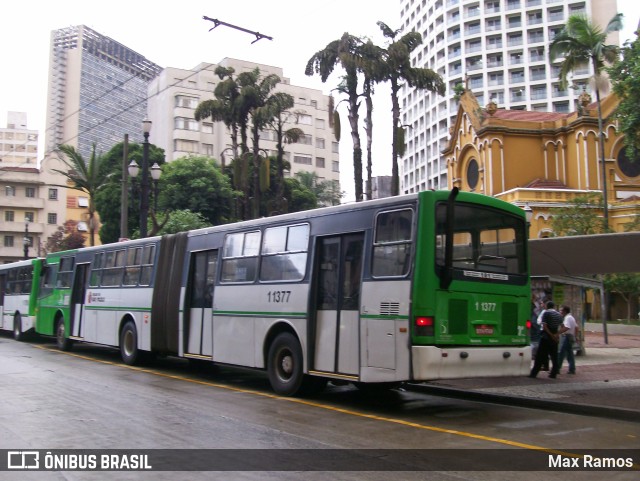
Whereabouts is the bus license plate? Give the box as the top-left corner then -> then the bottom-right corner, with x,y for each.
475,325 -> 493,335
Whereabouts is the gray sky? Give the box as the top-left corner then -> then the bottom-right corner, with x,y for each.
1,1 -> 637,201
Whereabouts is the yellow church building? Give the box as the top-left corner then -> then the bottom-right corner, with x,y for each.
443,89 -> 640,238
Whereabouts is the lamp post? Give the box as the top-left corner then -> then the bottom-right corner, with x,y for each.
150,162 -> 161,213
23,222 -> 30,260
523,203 -> 533,238
128,120 -> 152,238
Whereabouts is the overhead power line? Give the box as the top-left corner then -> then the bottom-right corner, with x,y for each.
203,16 -> 273,44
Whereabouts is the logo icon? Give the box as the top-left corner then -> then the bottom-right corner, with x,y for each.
7,451 -> 40,469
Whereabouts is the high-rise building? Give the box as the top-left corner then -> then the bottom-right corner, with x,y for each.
45,25 -> 162,160
399,0 -> 619,194
147,58 -> 340,188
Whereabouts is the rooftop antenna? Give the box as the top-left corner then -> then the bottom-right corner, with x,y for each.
203,16 -> 273,44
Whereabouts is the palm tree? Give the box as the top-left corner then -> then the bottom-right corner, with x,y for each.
52,144 -> 104,246
307,33 -> 365,201
266,92 -> 304,214
376,22 -> 445,196
238,68 -> 282,218
550,13 -> 623,230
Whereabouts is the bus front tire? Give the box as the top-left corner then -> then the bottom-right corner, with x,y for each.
267,333 -> 304,396
56,319 -> 73,351
120,321 -> 139,366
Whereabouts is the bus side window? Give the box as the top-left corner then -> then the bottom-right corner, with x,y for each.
371,209 -> 413,277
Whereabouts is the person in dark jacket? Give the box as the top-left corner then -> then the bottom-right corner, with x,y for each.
529,301 -> 567,379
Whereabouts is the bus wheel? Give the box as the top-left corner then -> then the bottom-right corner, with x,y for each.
56,319 -> 73,351
267,333 -> 304,396
13,314 -> 24,342
120,321 -> 139,366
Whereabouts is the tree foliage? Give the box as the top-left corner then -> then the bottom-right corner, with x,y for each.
94,141 -> 165,244
550,193 -> 606,236
52,144 -> 104,246
44,220 -> 87,253
608,30 -> 640,159
155,209 -> 211,235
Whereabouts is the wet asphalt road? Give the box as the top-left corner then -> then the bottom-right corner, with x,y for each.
0,333 -> 638,480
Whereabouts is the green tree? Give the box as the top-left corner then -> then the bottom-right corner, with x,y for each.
376,22 -> 445,196
604,273 -> 640,320
159,156 -> 237,226
52,144 -> 104,246
307,33 -> 365,201
608,28 -> 640,160
550,193 -> 605,236
94,141 -> 165,244
295,171 -> 343,207
155,209 -> 212,235
284,177 -> 317,212
550,13 -> 623,229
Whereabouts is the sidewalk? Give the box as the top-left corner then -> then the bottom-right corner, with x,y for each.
410,324 -> 640,421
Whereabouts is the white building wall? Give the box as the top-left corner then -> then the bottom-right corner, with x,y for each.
147,58 -> 339,185
399,0 -> 618,194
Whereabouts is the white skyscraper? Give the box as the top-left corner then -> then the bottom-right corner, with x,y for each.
399,0 -> 619,193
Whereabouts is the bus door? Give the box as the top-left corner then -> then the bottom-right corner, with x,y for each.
184,249 -> 217,359
312,233 -> 364,376
70,263 -> 89,339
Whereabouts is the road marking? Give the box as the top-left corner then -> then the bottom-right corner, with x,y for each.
33,344 -> 634,464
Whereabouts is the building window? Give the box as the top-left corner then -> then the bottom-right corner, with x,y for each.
332,142 -> 339,154
316,118 -> 325,129
174,139 -> 199,153
316,137 -> 325,149
298,134 -> 312,145
4,236 -> 14,247
174,117 -> 199,131
616,149 -> 640,178
49,188 -> 58,200
466,158 -> 479,190
293,155 -> 312,165
174,95 -> 199,109
5,211 -> 14,222
202,122 -> 214,134
202,143 -> 214,156
78,197 -> 89,208
26,187 -> 36,198
332,161 -> 339,173
316,157 -> 325,168
5,186 -> 15,197
25,212 -> 34,222
48,213 -> 58,224
297,114 -> 312,125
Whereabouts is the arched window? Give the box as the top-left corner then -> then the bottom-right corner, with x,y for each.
466,158 -> 479,190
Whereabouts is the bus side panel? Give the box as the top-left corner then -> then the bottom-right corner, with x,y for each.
359,280 -> 411,382
213,284 -> 308,369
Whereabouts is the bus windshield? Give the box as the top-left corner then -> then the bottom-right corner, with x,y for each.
435,202 -> 527,282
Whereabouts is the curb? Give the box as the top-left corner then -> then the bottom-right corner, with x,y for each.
406,383 -> 639,423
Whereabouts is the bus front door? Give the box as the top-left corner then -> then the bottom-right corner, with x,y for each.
70,263 -> 89,338
312,233 -> 364,377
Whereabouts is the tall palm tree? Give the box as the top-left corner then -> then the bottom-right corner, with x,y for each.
239,68 -> 282,218
266,92 -> 304,214
52,144 -> 103,246
307,33 -> 365,201
377,22 -> 445,196
550,13 -> 623,230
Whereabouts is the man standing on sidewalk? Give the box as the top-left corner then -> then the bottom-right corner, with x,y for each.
558,305 -> 579,374
529,301 -> 567,379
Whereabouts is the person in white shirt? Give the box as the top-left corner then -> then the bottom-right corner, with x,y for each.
558,305 -> 579,374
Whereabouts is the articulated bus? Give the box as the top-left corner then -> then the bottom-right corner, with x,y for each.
0,258 -> 43,341
32,189 -> 531,395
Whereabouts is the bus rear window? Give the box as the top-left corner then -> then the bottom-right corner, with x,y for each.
436,203 -> 527,277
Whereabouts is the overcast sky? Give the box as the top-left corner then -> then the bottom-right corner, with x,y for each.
1,1 -> 637,201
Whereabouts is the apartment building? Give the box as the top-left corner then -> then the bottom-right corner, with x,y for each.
146,58 -> 340,185
399,0 -> 619,194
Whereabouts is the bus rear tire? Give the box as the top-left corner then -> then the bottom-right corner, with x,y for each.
267,332 -> 304,396
13,314 -> 25,342
56,319 -> 73,351
120,321 -> 139,366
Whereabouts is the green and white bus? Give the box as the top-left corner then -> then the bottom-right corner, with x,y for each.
34,189 -> 531,395
0,258 -> 43,341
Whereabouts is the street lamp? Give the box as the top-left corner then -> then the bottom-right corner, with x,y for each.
23,221 -> 30,260
150,162 -> 161,213
523,203 -> 533,239
128,120 -> 152,238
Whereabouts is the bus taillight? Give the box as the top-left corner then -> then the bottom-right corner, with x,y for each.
415,316 -> 434,336
526,320 -> 532,330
